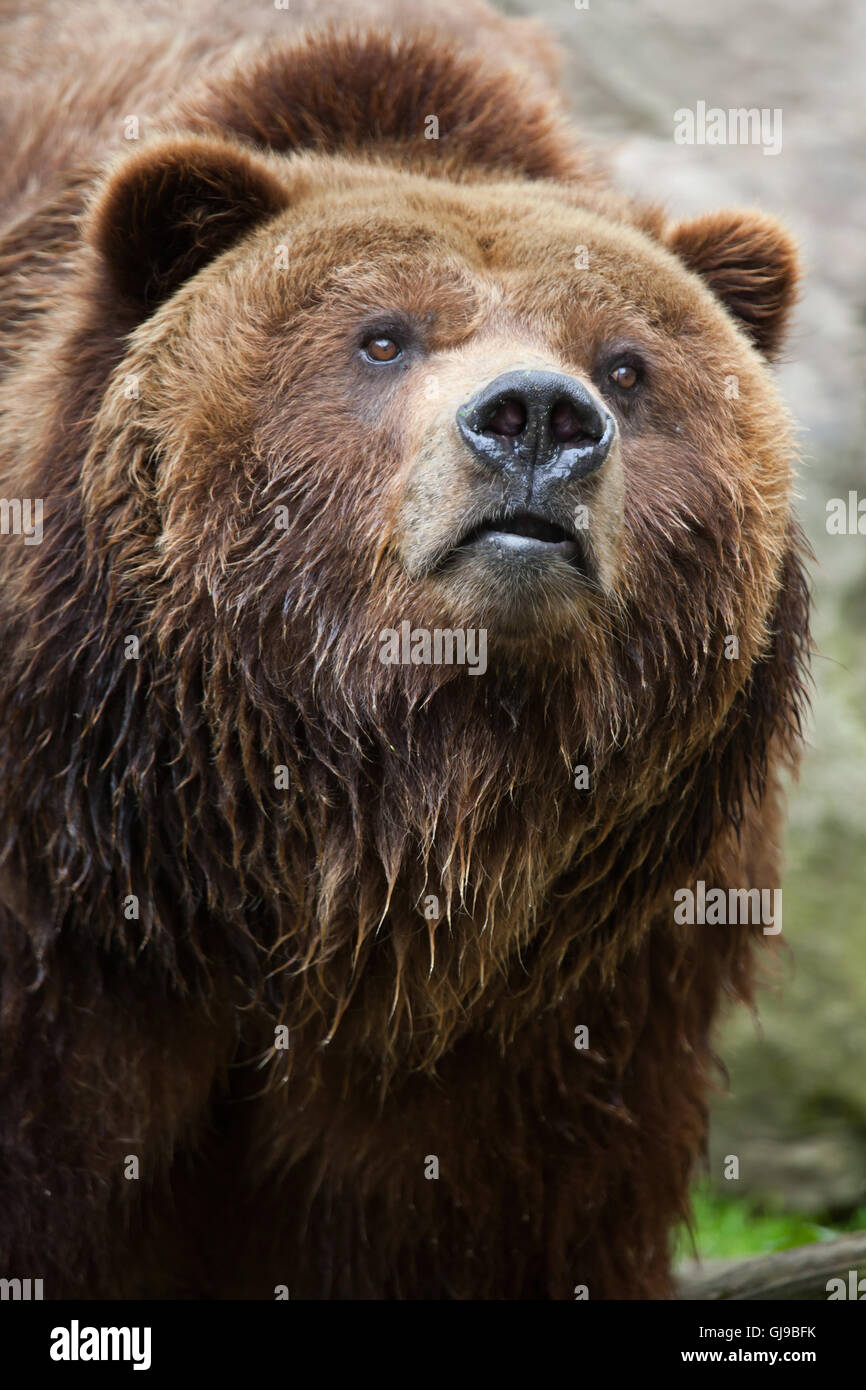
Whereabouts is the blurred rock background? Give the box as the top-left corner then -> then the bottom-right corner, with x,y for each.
499,0 -> 866,1223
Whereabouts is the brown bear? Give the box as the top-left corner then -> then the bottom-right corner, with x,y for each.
0,0 -> 810,1299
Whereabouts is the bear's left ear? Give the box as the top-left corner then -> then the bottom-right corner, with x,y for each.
667,210 -> 799,359
87,135 -> 290,318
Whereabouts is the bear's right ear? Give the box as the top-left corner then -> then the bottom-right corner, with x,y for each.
87,136 -> 290,316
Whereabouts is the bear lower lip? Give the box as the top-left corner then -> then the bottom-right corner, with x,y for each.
474,529 -> 579,560
455,513 -> 580,563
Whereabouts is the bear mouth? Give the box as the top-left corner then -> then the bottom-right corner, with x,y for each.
446,511 -> 587,570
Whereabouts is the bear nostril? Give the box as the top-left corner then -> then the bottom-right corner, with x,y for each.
484,397 -> 527,438
550,398 -> 597,445
457,369 -> 612,482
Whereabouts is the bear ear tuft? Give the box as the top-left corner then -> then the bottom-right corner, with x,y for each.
667,210 -> 799,359
87,136 -> 290,316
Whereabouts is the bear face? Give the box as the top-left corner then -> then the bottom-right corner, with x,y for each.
84,133 -> 799,756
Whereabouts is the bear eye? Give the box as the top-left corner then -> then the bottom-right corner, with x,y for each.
609,361 -> 640,390
363,335 -> 402,363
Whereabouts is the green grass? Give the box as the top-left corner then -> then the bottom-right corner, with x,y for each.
675,1186 -> 866,1263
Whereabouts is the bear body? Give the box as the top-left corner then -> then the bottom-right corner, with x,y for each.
0,0 -> 809,1298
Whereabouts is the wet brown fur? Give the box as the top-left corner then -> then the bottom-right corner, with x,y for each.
0,0 -> 809,1298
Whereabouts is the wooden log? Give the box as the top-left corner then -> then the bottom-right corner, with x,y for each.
677,1231 -> 866,1300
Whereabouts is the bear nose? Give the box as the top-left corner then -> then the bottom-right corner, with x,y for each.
456,370 -> 615,482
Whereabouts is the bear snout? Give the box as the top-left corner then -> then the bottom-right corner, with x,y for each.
456,368 -> 616,491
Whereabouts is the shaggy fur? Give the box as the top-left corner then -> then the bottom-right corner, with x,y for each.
0,0 -> 810,1299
